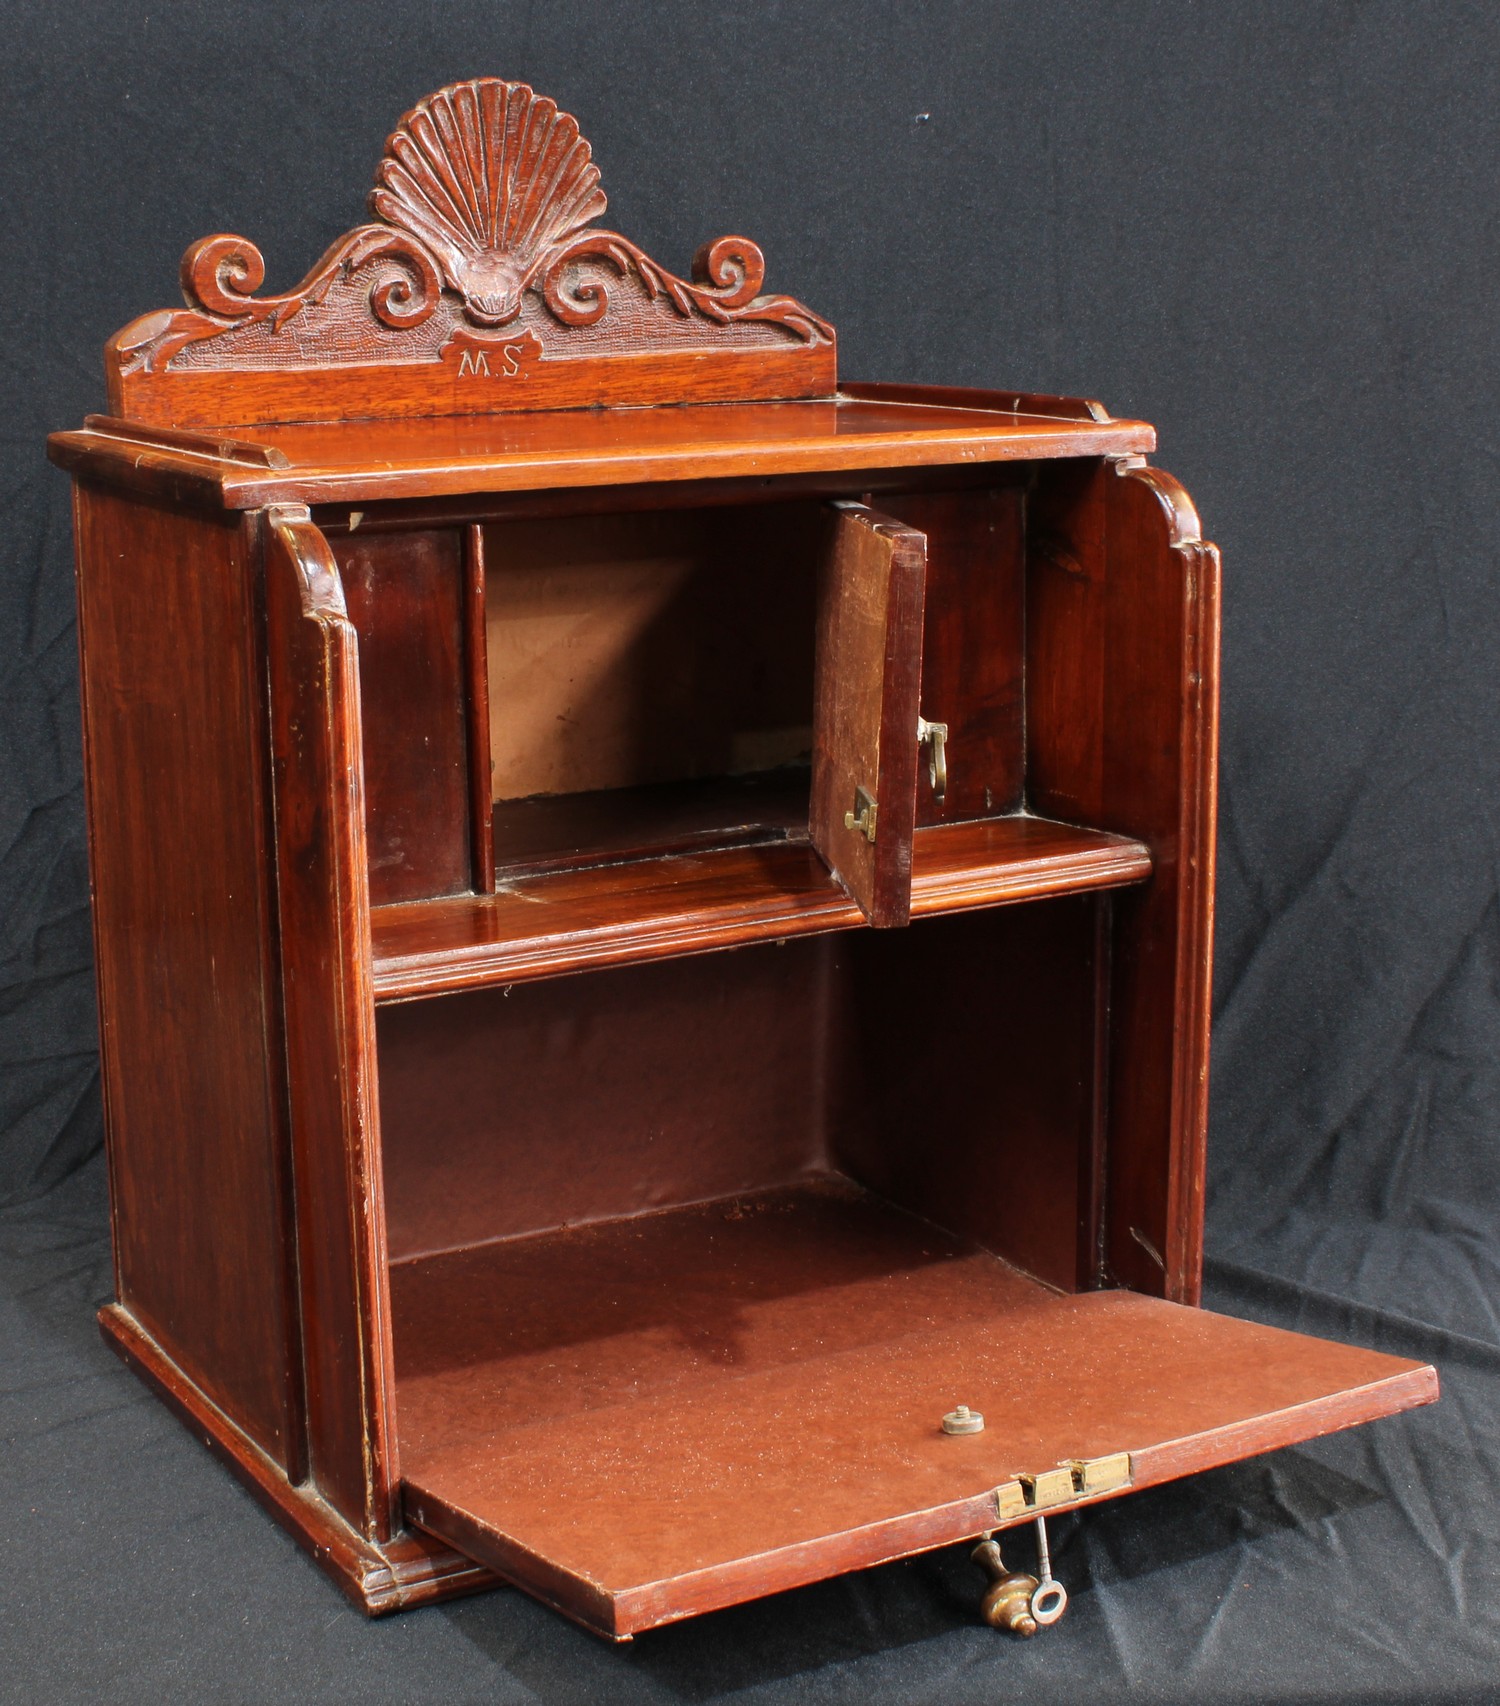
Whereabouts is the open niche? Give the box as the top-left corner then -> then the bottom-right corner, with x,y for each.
483,503 -> 821,877
375,902 -> 1429,1641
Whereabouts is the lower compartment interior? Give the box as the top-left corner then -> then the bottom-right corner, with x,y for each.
375,904 -> 1104,1286
374,906 -> 1436,1638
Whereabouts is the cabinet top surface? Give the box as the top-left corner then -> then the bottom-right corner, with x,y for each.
49,389 -> 1155,509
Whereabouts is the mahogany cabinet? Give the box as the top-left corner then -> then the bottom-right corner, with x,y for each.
49,78 -> 1436,1641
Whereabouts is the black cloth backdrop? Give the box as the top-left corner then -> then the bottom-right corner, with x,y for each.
4,2 -> 1498,1700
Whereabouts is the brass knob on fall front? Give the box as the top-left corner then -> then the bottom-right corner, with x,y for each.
971,1538 -> 1040,1637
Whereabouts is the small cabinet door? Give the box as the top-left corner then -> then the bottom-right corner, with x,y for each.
810,502 -> 928,927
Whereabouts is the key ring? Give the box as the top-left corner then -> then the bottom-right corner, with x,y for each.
1029,1515 -> 1069,1626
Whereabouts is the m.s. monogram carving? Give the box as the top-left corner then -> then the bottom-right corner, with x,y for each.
459,349 -> 511,378
445,329 -> 543,379
104,77 -> 834,426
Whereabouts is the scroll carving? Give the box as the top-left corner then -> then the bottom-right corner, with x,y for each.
106,77 -> 835,427
114,228 -> 443,375
540,232 -> 830,343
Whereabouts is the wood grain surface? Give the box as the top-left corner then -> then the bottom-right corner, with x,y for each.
810,503 -> 927,924
1027,459 -> 1221,1303
335,527 -> 472,906
264,511 -> 398,1539
369,815 -> 1153,1000
395,1181 -> 1437,1639
874,483 -> 1028,824
73,487 -> 297,1467
104,79 -> 834,427
48,395 -> 1155,509
99,1304 -> 497,1615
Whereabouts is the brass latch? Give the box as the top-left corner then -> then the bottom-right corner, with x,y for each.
917,716 -> 949,800
994,1452 -> 1133,1521
844,784 -> 877,843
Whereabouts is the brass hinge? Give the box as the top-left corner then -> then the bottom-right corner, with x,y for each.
844,784 -> 877,843
994,1452 -> 1133,1521
917,716 -> 948,800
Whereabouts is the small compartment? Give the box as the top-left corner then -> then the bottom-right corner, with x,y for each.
377,912 -> 1105,1632
350,475 -> 1163,992
483,505 -> 824,875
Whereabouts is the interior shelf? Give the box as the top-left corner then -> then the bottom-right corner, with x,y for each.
392,1179 -> 1436,1640
492,769 -> 811,878
369,814 -> 1153,1000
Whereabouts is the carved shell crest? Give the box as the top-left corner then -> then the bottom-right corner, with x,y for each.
371,78 -> 607,326
108,75 -> 834,396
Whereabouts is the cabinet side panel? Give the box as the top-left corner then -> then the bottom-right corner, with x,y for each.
1027,460 -> 1220,1303
73,483 -> 295,1463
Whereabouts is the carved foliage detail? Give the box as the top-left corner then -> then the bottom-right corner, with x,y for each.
543,232 -> 832,343
112,76 -> 831,379
113,228 -> 443,374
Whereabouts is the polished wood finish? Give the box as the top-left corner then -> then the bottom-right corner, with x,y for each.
116,342 -> 836,433
837,379 -> 1118,421
393,1181 -> 1435,1641
368,816 -> 1154,1000
78,411 -> 293,469
48,394 -> 1155,511
491,769 -> 810,878
461,524 -> 495,892
832,901 -> 1105,1293
908,815 -> 1148,911
72,485 -> 297,1467
811,504 -> 927,924
875,483 -> 1027,824
55,75 -> 1435,1645
264,512 -> 397,1539
1027,458 -> 1220,1302
335,527 -> 471,906
99,1304 -> 496,1613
